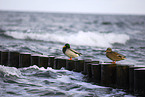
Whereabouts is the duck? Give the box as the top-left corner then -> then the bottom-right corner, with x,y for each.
62,43 -> 82,60
105,48 -> 126,64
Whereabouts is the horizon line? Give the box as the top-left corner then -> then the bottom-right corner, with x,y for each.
0,9 -> 145,16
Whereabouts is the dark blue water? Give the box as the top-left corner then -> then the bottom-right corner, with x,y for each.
0,10 -> 145,96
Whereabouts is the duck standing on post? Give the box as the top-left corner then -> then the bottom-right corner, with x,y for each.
105,48 -> 126,64
62,43 -> 82,60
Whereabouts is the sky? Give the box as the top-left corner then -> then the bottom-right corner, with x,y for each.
0,0 -> 145,15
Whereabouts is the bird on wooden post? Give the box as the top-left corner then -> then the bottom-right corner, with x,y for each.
62,43 -> 82,60
105,48 -> 126,64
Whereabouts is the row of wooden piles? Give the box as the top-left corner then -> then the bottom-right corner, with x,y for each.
0,50 -> 145,96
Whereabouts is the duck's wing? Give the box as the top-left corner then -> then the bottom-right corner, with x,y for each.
70,48 -> 82,56
112,51 -> 126,59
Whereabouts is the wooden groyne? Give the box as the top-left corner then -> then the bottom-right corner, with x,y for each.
0,50 -> 145,96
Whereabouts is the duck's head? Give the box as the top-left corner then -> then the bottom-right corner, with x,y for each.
63,43 -> 70,48
105,48 -> 112,52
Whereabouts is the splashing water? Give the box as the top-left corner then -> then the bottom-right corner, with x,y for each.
5,31 -> 130,47
0,65 -> 134,97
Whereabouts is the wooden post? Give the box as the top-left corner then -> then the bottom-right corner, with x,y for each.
83,59 -> 92,75
74,60 -> 84,72
54,58 -> 66,69
129,65 -> 135,93
31,54 -> 40,66
39,55 -> 49,68
0,51 -> 2,65
91,64 -> 101,83
83,60 -> 99,75
48,56 -> 55,68
129,65 -> 145,93
84,61 -> 100,81
134,68 -> 145,96
20,52 -> 31,67
1,51 -> 9,66
116,65 -> 129,89
86,63 -> 93,80
66,60 -> 75,71
101,63 -> 116,87
9,51 -> 20,68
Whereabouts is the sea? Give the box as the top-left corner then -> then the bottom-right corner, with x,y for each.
0,10 -> 145,97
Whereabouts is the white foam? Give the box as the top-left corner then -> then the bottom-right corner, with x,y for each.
5,31 -> 130,47
4,65 -> 128,96
24,65 -> 106,88
0,65 -> 21,77
22,65 -> 44,70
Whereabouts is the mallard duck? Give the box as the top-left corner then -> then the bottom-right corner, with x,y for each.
62,43 -> 82,60
105,48 -> 126,64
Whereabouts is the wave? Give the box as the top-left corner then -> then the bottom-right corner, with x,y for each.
0,65 -> 21,77
4,31 -> 130,47
0,65 -> 131,96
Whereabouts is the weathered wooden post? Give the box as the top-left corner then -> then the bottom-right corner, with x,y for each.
134,68 -> 145,96
86,63 -> 93,80
31,54 -> 40,66
48,56 -> 55,68
0,51 -> 2,65
39,55 -> 49,68
86,61 -> 100,80
91,64 -> 101,83
54,58 -> 66,69
20,52 -> 31,67
74,60 -> 84,72
66,60 -> 75,71
9,51 -> 20,68
1,50 -> 9,66
116,64 -> 129,89
83,59 -> 92,75
129,65 -> 145,93
101,63 -> 116,87
129,65 -> 135,93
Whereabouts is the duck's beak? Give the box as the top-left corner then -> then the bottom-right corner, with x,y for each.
63,46 -> 66,48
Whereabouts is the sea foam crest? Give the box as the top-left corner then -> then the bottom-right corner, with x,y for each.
0,65 -> 21,77
5,31 -> 130,47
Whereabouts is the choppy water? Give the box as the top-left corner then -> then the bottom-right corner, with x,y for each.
0,10 -> 145,96
0,65 -> 134,97
0,11 -> 145,65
